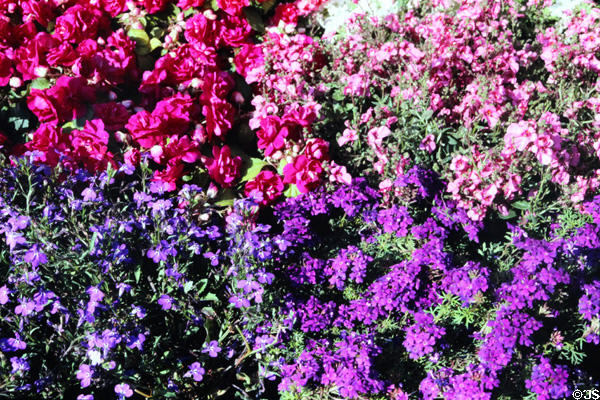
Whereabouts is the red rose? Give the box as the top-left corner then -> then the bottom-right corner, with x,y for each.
21,0 -> 56,26
219,14 -> 252,48
154,93 -> 197,136
27,89 -> 59,124
282,155 -> 323,193
99,0 -> 127,17
126,110 -> 164,149
0,53 -> 13,86
46,43 -> 78,66
162,135 -> 201,165
185,13 -> 219,47
177,0 -> 204,10
303,138 -> 329,161
234,43 -> 264,83
124,148 -> 141,167
54,5 -> 108,43
93,102 -> 131,132
200,71 -> 235,102
202,97 -> 236,140
244,170 -> 284,205
205,145 -> 242,188
15,33 -> 56,81
70,119 -> 114,172
26,123 -> 67,166
271,4 -> 299,26
152,160 -> 185,192
216,0 -> 249,16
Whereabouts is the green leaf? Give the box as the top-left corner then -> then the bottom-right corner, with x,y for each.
243,7 -> 265,33
512,200 -> 530,210
30,78 -> 51,90
128,29 -> 152,55
283,184 -> 301,198
277,159 -> 288,175
499,210 -> 517,220
241,158 -> 267,182
259,0 -> 277,12
149,37 -> 162,52
202,293 -> 219,302
214,189 -> 235,207
183,281 -> 194,294
134,267 -> 141,284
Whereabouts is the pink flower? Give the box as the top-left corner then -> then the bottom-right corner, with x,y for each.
303,138 -> 329,161
282,155 -> 323,193
124,148 -> 140,167
244,170 -> 284,205
152,160 -> 185,192
329,162 -> 352,185
126,111 -> 164,149
216,0 -> 249,16
504,121 -> 537,152
419,134 -> 436,153
338,126 -> 358,147
205,145 -> 242,188
449,155 -> 470,173
202,97 -> 236,140
70,119 -> 115,172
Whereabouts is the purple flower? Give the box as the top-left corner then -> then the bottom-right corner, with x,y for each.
131,305 -> 146,318
10,356 -> 29,374
76,364 -> 93,388
5,231 -> 27,251
23,245 -> 48,267
77,395 -> 94,400
86,286 -> 104,303
126,333 -> 146,351
403,312 -> 446,360
525,357 -> 569,400
14,298 -> 35,316
116,283 -> 131,297
6,334 -> 27,351
114,383 -> 133,398
202,340 -> 221,357
184,362 -> 205,382
81,187 -> 97,202
158,295 -> 173,310
0,285 -> 10,304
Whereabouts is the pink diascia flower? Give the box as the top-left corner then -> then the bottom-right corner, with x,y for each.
419,134 -> 436,153
244,170 -> 284,205
205,145 -> 242,188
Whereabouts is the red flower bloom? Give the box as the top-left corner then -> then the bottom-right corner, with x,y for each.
282,155 -> 323,193
244,170 -> 284,205
126,110 -> 164,149
205,145 -> 242,188
202,97 -> 236,140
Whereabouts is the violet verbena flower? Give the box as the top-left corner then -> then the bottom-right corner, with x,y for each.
525,357 -> 569,400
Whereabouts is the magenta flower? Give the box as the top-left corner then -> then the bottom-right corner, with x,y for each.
114,383 -> 133,398
184,362 -> 205,382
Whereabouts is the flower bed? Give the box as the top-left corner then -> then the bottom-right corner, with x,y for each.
0,0 -> 599,399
